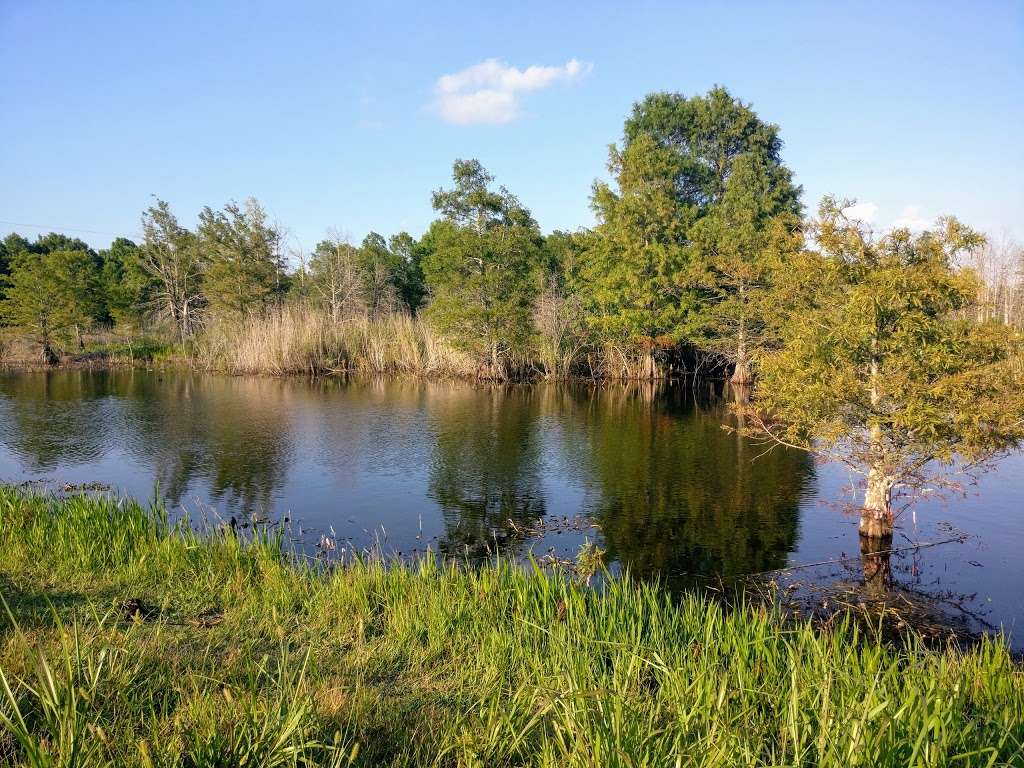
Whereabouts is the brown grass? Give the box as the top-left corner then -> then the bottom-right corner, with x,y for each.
195,305 -> 477,377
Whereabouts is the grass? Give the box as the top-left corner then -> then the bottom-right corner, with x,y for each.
0,487 -> 1022,766
195,307 -> 478,377
0,329 -> 176,369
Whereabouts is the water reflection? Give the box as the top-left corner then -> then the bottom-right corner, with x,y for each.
558,382 -> 813,588
0,371 -> 113,469
0,370 -> 294,516
1,369 -> 1020,647
426,385 -> 546,557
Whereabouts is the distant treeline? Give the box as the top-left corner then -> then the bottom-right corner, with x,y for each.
2,86 -> 1021,377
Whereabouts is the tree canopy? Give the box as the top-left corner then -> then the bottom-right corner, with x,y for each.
752,198 -> 1024,537
421,159 -> 543,378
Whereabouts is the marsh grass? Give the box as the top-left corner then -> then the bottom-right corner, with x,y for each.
196,308 -> 477,377
0,487 -> 1022,766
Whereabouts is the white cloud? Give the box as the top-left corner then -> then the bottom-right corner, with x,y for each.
891,204 -> 933,232
842,201 -> 879,223
434,58 -> 592,125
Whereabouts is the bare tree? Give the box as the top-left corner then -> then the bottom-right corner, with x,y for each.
963,234 -> 1023,327
139,199 -> 204,344
533,280 -> 587,378
308,234 -> 365,321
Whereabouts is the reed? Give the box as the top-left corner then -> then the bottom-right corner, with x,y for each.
194,306 -> 477,377
1,487 -> 1021,766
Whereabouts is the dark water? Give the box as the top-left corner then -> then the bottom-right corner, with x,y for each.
0,369 -> 1021,646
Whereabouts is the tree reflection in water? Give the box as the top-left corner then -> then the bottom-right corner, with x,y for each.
558,380 -> 815,591
0,370 -> 293,519
426,384 -> 546,558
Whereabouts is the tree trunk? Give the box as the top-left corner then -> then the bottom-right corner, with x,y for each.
862,328 -> 892,540
75,324 -> 84,350
731,292 -> 753,385
731,355 -> 752,385
859,534 -> 892,601
490,341 -> 501,381
860,466 -> 894,539
41,342 -> 59,366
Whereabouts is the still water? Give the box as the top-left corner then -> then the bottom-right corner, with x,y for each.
0,370 -> 1021,646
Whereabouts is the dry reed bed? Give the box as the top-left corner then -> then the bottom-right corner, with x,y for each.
196,308 -> 478,377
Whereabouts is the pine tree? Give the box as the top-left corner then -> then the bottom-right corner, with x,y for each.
198,198 -> 284,321
422,160 -> 543,379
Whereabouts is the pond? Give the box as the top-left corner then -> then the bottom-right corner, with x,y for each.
0,369 -> 1020,648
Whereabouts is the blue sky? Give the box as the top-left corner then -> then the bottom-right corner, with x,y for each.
2,1 -> 1021,256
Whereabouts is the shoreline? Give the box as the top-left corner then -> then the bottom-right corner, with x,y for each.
1,487 -> 1021,764
0,356 -> 718,384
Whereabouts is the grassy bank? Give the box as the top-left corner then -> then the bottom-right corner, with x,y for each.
0,489 -> 1022,766
0,331 -> 177,370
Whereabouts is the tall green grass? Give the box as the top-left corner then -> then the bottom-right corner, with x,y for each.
1,487 -> 1021,766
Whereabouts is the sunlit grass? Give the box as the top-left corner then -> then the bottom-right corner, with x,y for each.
195,307 -> 478,377
1,487 -> 1021,766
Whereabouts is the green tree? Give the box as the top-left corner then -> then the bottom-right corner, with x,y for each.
582,134 -> 697,378
586,86 -> 802,379
99,237 -> 154,329
753,198 -> 1024,541
31,232 -> 93,255
198,198 -> 284,321
423,159 -> 543,379
623,86 -> 800,211
357,232 -> 403,317
689,155 -> 803,383
0,233 -> 32,279
0,249 -> 100,362
139,200 -> 204,343
388,231 -> 426,311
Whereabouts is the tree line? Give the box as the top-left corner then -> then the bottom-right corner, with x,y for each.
2,86 -> 1023,542
1,86 -> 1021,380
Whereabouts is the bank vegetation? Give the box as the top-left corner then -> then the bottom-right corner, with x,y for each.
1,488 -> 1022,767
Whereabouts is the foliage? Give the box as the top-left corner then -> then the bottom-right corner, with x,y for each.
0,487 -> 1021,766
389,231 -> 426,311
98,237 -> 154,328
0,249 -> 102,361
581,87 -> 802,378
0,87 -> 1020,395
198,198 -> 286,320
422,160 -> 543,377
582,134 -> 697,376
688,154 -> 803,379
0,233 -> 33,278
139,199 -> 204,343
753,198 -> 1024,531
622,86 -> 801,210
355,233 -> 404,317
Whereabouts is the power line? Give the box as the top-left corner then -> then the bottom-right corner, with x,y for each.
0,219 -> 140,239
